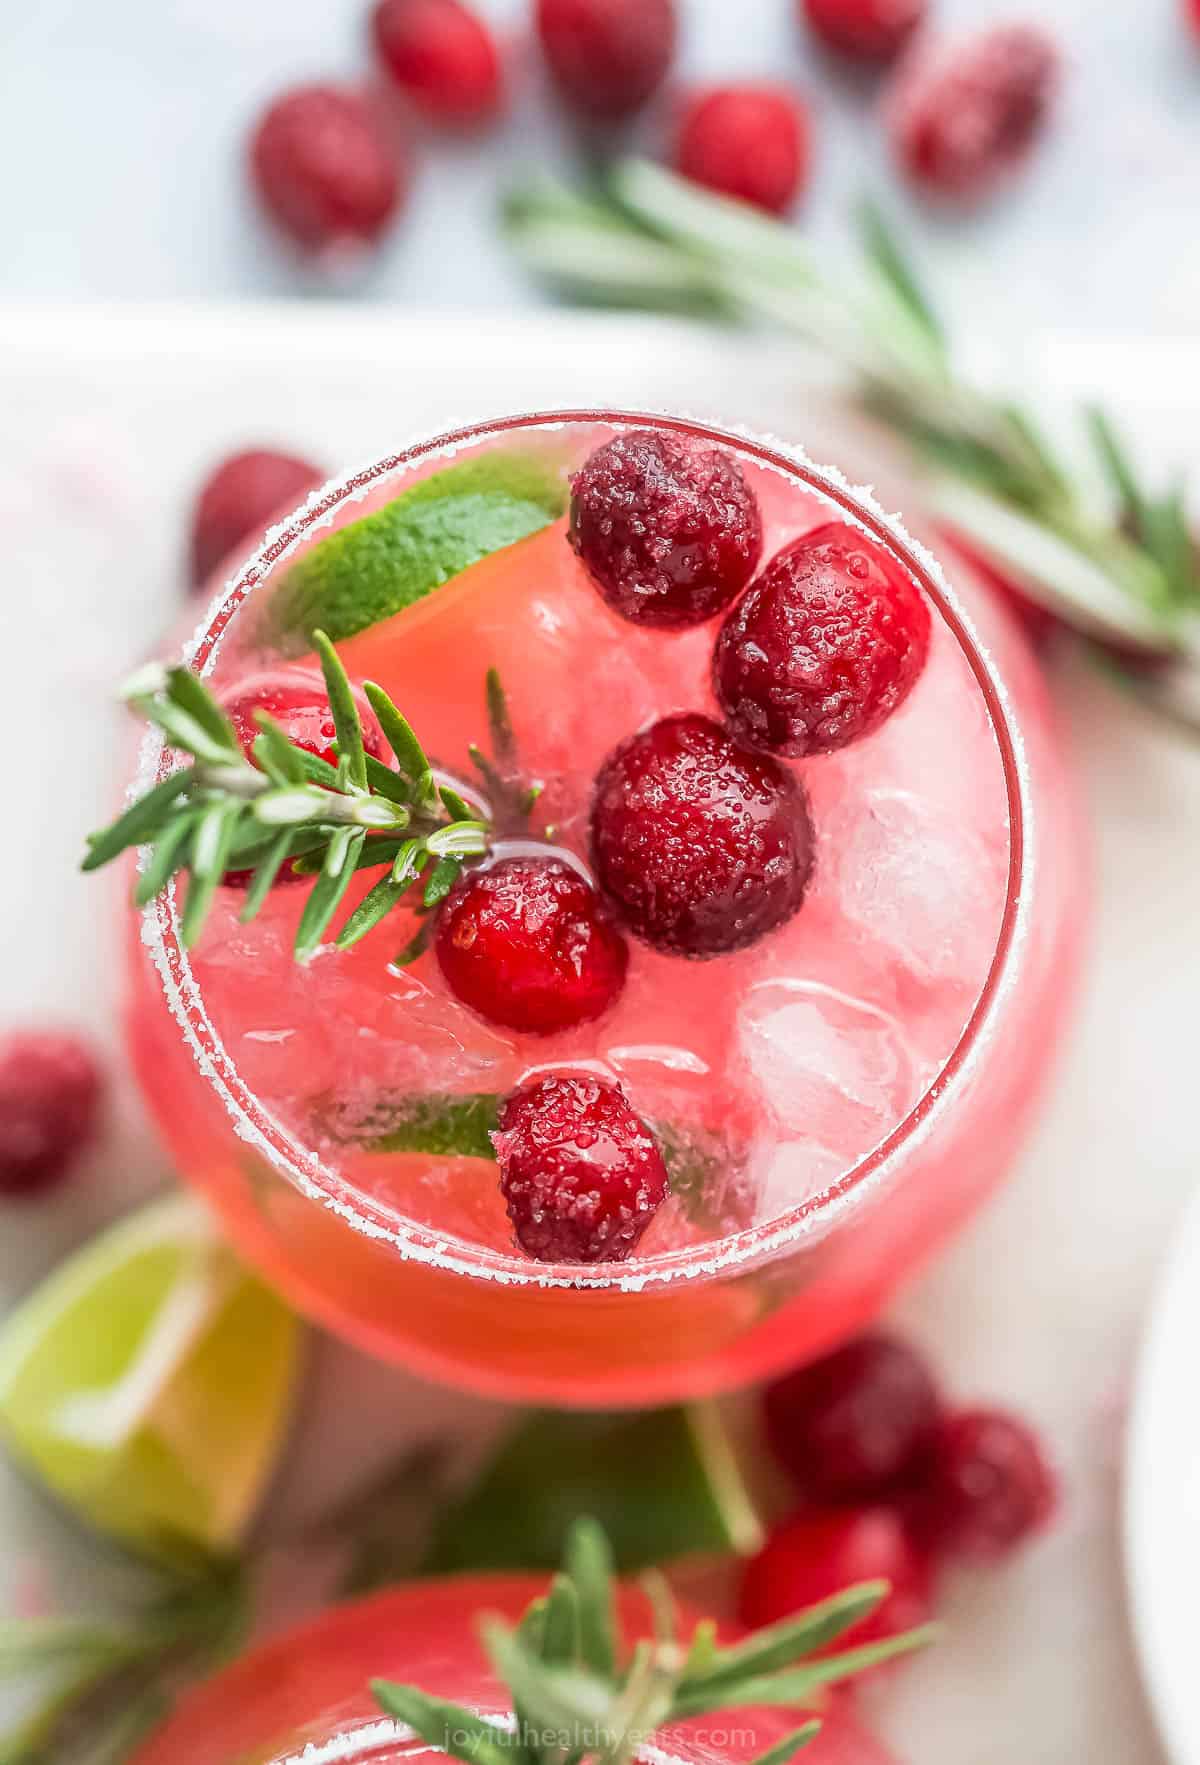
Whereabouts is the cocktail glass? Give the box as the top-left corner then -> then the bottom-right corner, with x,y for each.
125,410 -> 1084,1406
129,1575 -> 894,1765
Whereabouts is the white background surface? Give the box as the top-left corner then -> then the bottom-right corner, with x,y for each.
2,0 -> 1200,348
2,304 -> 1199,1763
4,0 -> 1200,1753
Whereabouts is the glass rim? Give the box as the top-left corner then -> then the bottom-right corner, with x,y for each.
137,406 -> 1032,1295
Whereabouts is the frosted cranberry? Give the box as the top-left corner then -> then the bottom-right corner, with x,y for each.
189,449 -> 326,587
249,84 -> 404,251
714,523 -> 931,758
740,1508 -> 933,1648
536,0 -> 676,120
372,0 -> 503,127
590,714 -> 814,957
220,676 -> 384,887
764,1333 -> 942,1502
435,856 -> 628,1034
887,25 -> 1060,205
570,430 -> 762,629
0,1031 -> 104,1198
674,85 -> 810,215
493,1073 -> 669,1263
916,1408 -> 1057,1561
802,0 -> 924,62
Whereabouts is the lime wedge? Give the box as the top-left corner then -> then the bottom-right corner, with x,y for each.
0,1195 -> 301,1564
425,1402 -> 763,1575
263,448 -> 569,650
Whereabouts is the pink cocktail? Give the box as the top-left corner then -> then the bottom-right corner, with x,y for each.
125,410 -> 1083,1405
130,1575 -> 894,1765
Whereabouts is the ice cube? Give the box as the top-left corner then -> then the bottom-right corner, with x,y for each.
740,975 -> 921,1149
816,787 -> 1004,992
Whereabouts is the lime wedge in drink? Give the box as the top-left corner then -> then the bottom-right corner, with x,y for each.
263,448 -> 569,650
0,1194 -> 301,1564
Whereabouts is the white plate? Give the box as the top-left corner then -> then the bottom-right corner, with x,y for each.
1127,1185 -> 1200,1765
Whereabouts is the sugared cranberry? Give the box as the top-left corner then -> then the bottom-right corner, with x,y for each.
802,0 -> 924,62
739,1508 -> 933,1647
372,0 -> 503,127
764,1333 -> 942,1502
189,449 -> 326,587
886,25 -> 1061,205
435,856 -> 628,1034
914,1408 -> 1057,1561
493,1073 -> 669,1263
0,1031 -> 104,1198
535,0 -> 676,120
220,676 -> 384,887
674,86 -> 810,216
249,84 -> 404,251
590,715 -> 814,958
570,430 -> 762,629
714,523 -> 931,758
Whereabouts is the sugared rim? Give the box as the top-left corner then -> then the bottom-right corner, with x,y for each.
138,407 -> 1032,1294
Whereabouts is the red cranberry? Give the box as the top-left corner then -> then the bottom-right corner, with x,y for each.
1190,0 -> 1200,37
189,449 -> 326,588
535,0 -> 676,120
739,1508 -> 933,1648
802,0 -> 925,62
887,25 -> 1061,205
0,1031 -> 104,1198
435,856 -> 628,1034
674,85 -> 810,216
249,84 -> 405,251
714,523 -> 931,758
590,714 -> 814,958
915,1408 -> 1057,1561
569,430 -> 762,629
372,0 -> 503,127
764,1333 -> 942,1502
493,1073 -> 669,1263
220,676 -> 384,887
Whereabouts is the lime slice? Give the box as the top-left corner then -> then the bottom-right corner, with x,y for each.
0,1195 -> 301,1564
425,1402 -> 763,1575
264,449 -> 569,650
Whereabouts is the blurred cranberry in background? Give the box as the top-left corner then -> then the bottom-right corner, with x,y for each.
249,83 -> 406,251
372,0 -> 504,127
802,0 -> 926,63
764,1332 -> 942,1502
911,1407 -> 1058,1560
886,23 -> 1061,205
189,448 -> 327,587
536,0 -> 677,119
0,1031 -> 104,1198
740,1507 -> 934,1650
674,85 -> 811,215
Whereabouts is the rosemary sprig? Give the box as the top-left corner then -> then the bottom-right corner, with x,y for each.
82,636 -> 494,961
0,1562 -> 245,1765
374,1518 -> 937,1765
503,158 -> 1200,733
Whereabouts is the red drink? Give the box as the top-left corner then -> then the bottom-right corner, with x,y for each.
130,1575 -> 894,1765
125,411 -> 1083,1404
